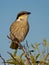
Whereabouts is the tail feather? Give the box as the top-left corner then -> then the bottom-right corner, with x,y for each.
10,42 -> 18,49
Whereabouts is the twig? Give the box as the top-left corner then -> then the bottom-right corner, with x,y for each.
18,43 -> 32,65
0,54 -> 6,65
26,40 -> 29,48
7,51 -> 20,63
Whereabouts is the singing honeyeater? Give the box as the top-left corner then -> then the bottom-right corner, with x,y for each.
9,11 -> 31,49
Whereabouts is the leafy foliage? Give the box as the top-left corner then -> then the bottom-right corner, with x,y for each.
0,39 -> 49,65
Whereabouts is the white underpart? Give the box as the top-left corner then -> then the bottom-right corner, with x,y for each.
17,18 -> 21,21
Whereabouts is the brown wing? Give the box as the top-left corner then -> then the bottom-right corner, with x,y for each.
10,20 -> 29,42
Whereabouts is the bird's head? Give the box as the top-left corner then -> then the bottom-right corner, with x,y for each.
16,11 -> 31,22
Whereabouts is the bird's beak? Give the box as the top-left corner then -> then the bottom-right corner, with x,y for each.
27,12 -> 31,15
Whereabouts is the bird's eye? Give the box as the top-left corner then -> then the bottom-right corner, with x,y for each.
20,18 -> 23,21
17,18 -> 24,22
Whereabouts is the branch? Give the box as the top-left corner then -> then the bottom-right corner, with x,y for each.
18,43 -> 32,65
7,51 -> 20,63
0,54 -> 6,65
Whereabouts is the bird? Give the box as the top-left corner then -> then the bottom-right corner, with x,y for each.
9,11 -> 31,49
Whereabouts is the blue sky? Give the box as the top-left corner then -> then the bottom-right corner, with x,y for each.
0,0 -> 49,64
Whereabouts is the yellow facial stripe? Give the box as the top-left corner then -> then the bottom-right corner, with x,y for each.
19,15 -> 23,19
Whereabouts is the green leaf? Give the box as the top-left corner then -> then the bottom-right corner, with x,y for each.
36,54 -> 40,60
30,54 -> 37,65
